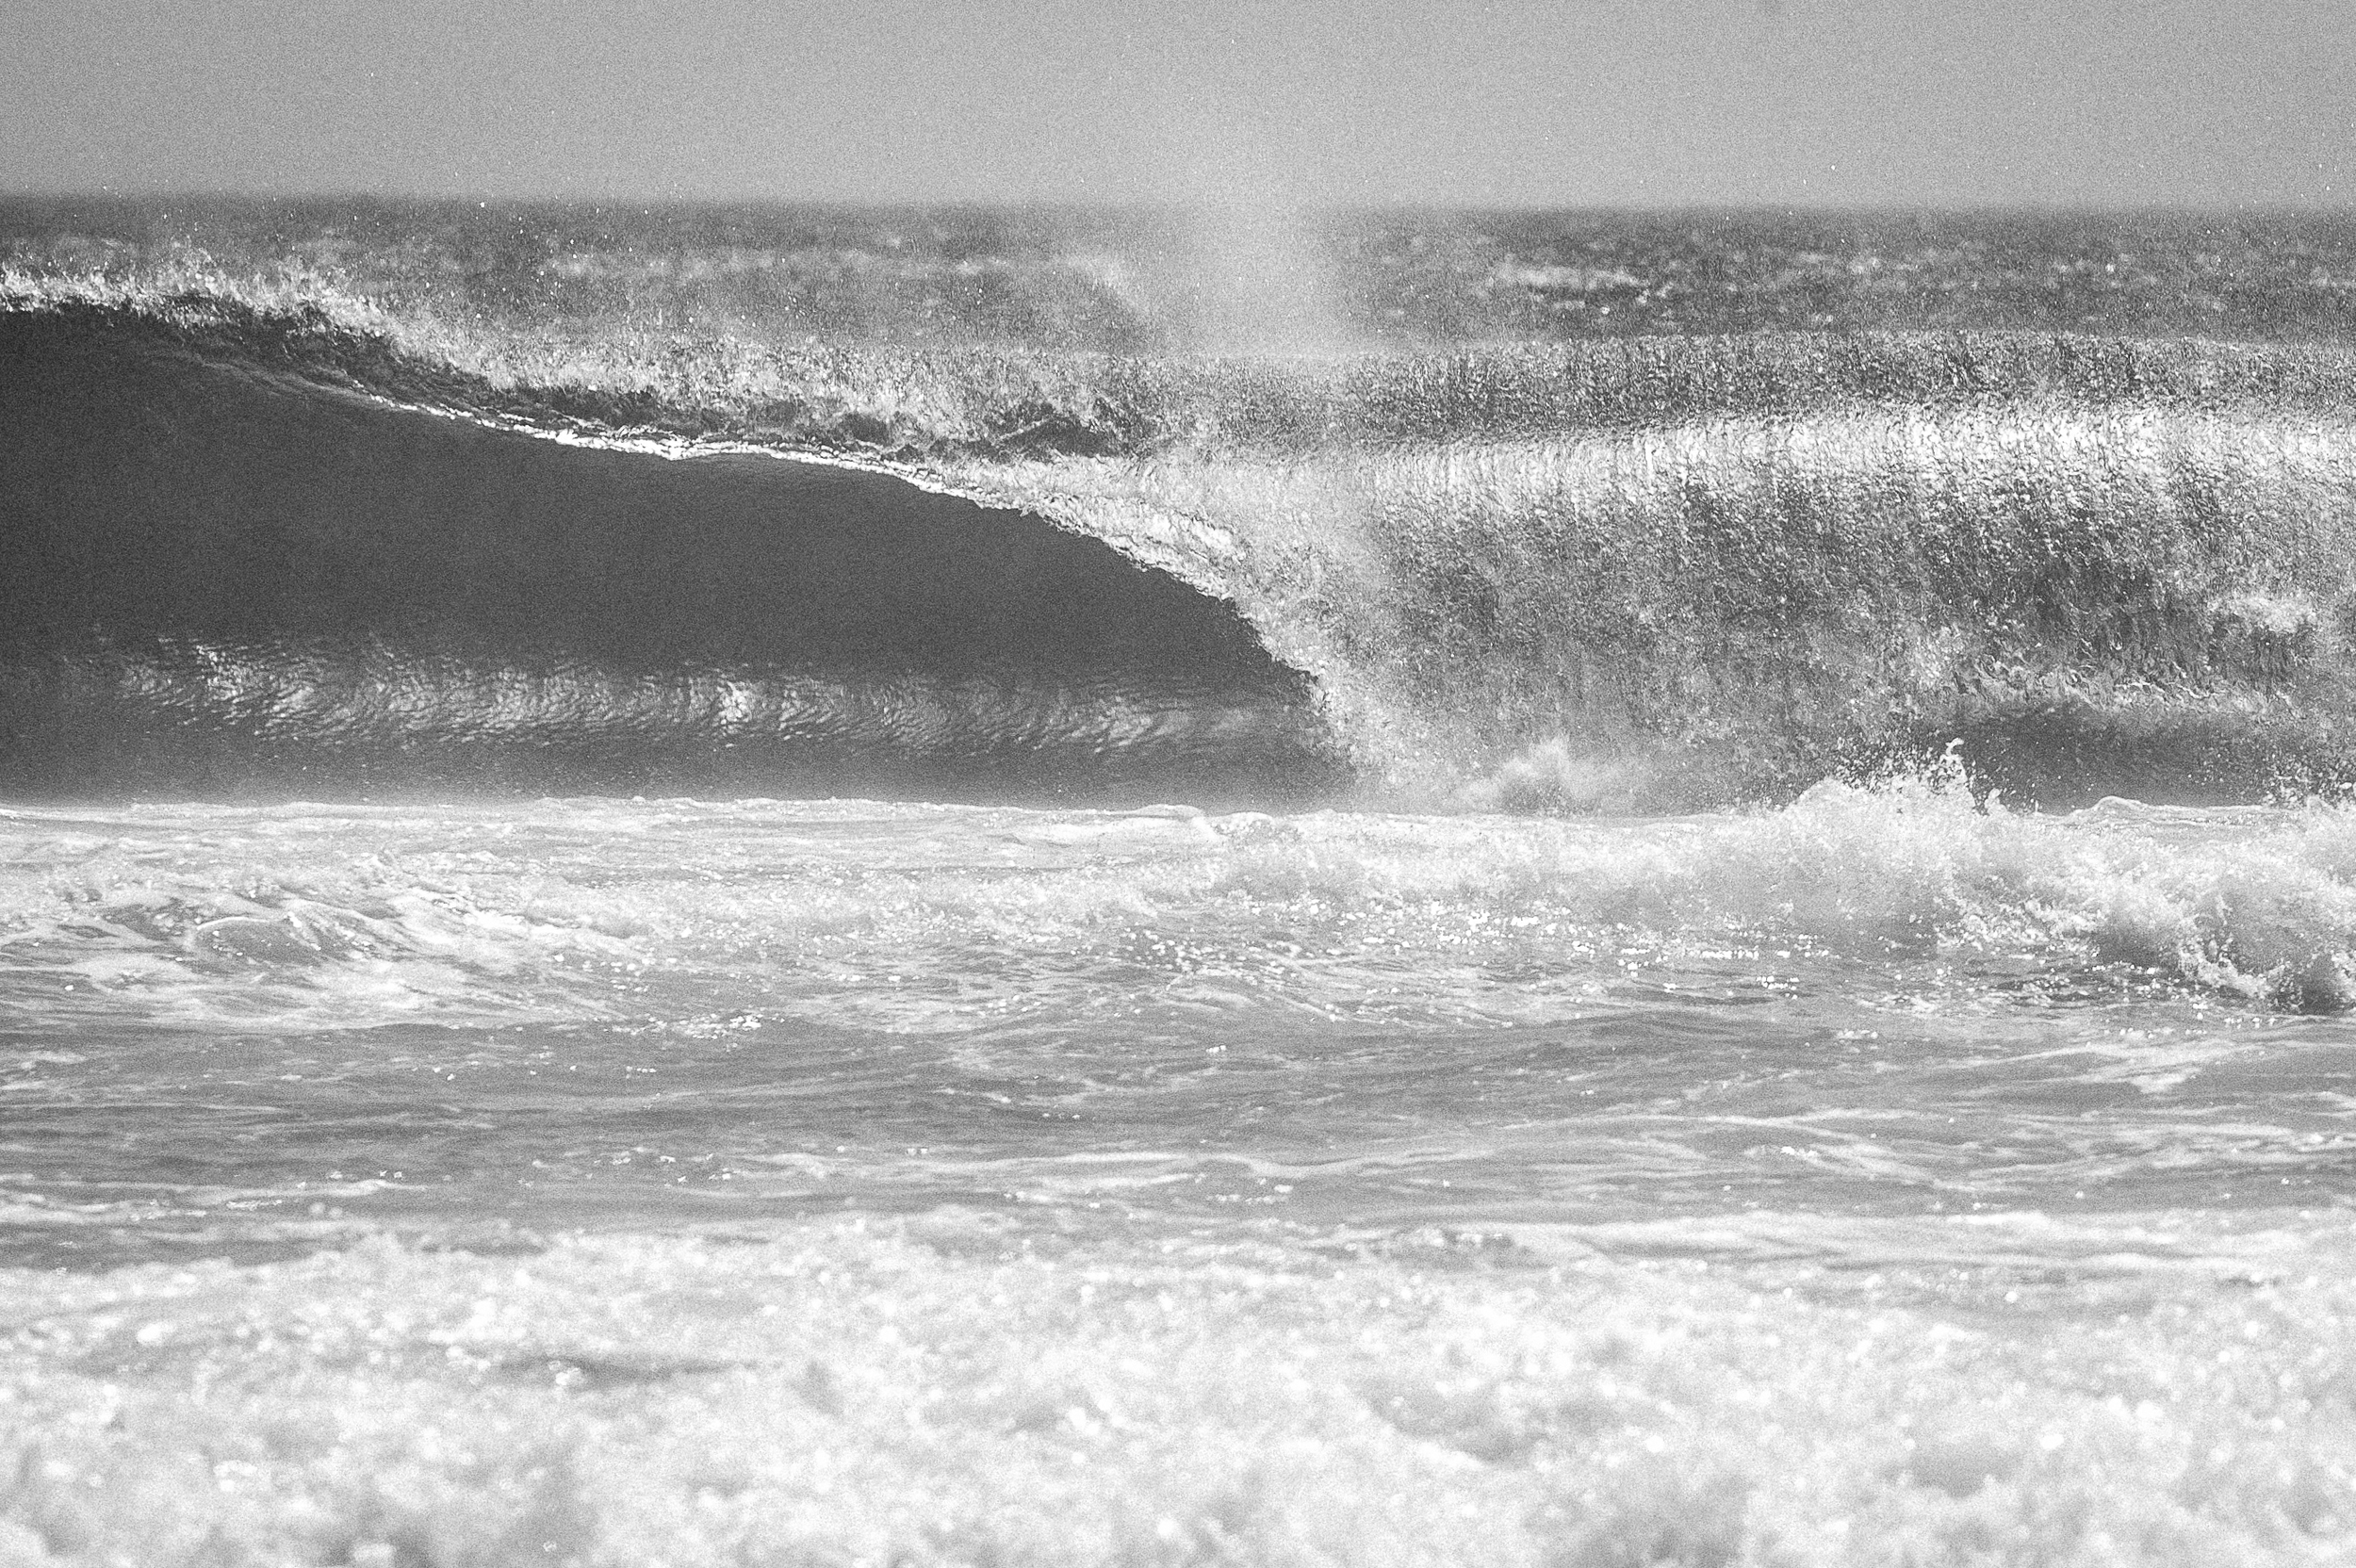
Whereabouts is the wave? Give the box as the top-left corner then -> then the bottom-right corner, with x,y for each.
11,772 -> 2356,1034
8,273 -> 2356,807
0,302 -> 1338,802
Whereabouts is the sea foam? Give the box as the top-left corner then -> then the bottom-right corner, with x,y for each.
3,1214 -> 2349,1568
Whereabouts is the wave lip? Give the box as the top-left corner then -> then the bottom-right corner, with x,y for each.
0,310 -> 1343,802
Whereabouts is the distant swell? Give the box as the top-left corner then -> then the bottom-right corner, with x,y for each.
0,312 -> 1341,801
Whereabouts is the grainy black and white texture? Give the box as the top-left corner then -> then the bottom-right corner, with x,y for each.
3,7 -> 2355,1563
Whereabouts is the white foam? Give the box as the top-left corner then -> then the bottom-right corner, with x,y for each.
1,1216 -> 2348,1566
8,781 -> 2356,1039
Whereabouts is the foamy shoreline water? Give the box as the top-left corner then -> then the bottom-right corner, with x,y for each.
1,788 -> 2353,1561
5,1208 -> 2350,1567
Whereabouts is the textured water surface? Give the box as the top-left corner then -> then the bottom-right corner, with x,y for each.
6,202 -> 2356,1566
3,790 -> 2354,1563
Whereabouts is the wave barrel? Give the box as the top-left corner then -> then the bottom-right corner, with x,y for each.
0,313 -> 1343,802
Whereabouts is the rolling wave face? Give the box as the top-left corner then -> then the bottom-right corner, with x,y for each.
9,280 -> 2356,808
1179,404 -> 2356,808
941,406 -> 2356,809
0,311 -> 1341,802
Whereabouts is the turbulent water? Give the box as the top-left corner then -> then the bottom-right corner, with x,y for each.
3,202 -> 2356,1567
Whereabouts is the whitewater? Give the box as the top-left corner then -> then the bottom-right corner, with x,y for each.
2,201 -> 2355,1566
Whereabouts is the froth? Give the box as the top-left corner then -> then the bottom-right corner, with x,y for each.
2,1216 -> 2348,1567
8,780 -> 2356,1038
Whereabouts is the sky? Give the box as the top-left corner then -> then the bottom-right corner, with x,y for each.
1,0 -> 2349,207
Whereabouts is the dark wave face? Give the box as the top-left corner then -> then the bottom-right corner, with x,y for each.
0,313 -> 1343,802
9,203 -> 2356,811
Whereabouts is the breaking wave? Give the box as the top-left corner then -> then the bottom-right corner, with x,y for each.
0,304 -> 1336,802
12,765 -> 2356,1028
8,275 -> 2356,808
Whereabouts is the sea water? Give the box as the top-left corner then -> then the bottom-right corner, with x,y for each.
5,786 -> 2354,1565
2,204 -> 2355,1565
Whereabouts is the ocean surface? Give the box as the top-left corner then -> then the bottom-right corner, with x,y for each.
3,201 -> 2356,1566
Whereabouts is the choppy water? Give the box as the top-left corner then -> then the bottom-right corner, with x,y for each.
5,784 -> 2355,1564
4,203 -> 2356,1566
10,783 -> 2345,1253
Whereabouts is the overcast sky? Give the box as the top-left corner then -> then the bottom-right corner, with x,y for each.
2,0 -> 2348,206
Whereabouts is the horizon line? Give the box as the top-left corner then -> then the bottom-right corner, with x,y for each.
4,189 -> 2354,220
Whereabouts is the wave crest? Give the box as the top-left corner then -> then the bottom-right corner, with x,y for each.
8,273 -> 2356,807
